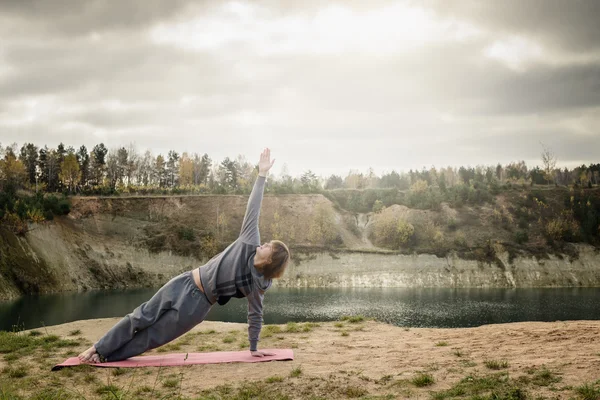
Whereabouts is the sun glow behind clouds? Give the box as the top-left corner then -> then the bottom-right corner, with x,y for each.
484,36 -> 543,70
150,1 -> 481,55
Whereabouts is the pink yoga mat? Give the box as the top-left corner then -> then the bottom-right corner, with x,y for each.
52,349 -> 293,371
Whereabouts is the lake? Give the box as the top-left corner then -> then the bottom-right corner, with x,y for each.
1,287 -> 599,332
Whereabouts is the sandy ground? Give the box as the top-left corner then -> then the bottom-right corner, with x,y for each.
3,318 -> 596,399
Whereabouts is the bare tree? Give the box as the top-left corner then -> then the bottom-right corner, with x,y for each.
541,143 -> 557,186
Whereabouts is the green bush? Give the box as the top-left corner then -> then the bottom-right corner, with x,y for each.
372,199 -> 385,213
545,212 -> 580,242
514,230 -> 529,244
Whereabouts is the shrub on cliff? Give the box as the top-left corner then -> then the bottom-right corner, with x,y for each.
308,204 -> 341,247
370,213 -> 415,249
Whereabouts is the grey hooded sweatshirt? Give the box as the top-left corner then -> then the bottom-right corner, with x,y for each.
198,175 -> 270,351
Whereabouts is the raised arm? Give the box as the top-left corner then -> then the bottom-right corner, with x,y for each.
239,149 -> 275,243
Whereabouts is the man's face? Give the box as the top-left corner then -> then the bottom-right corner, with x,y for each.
256,241 -> 273,261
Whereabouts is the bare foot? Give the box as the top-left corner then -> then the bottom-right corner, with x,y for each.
78,345 -> 100,363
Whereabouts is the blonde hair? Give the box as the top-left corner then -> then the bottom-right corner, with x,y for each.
260,240 -> 290,279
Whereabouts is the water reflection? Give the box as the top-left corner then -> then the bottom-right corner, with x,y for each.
1,287 -> 599,331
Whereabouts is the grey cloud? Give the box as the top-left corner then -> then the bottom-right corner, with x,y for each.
0,0 -> 199,36
268,42 -> 600,118
0,35 -> 240,101
427,0 -> 600,53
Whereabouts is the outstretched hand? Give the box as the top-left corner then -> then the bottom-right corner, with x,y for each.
258,148 -> 275,177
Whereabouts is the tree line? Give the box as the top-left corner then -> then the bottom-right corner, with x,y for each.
1,141 -> 599,197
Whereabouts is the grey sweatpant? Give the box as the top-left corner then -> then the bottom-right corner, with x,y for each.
95,271 -> 212,361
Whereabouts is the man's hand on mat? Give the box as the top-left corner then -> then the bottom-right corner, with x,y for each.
251,350 -> 275,357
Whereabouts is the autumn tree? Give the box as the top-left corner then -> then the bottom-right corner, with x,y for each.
308,203 -> 339,246
179,152 -> 194,186
59,153 -> 81,193
0,147 -> 27,193
370,212 -> 415,249
344,170 -> 366,189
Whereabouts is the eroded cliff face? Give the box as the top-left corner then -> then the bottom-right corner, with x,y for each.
278,246 -> 600,288
1,193 -> 599,300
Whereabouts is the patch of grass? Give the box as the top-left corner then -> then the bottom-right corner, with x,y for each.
28,330 -> 43,337
341,331 -> 349,337
334,322 -> 344,328
222,336 -> 236,344
68,330 -> 81,336
412,373 -> 435,387
0,331 -> 38,353
530,367 -> 561,387
341,315 -> 365,323
83,373 -> 98,384
460,360 -> 477,367
343,385 -> 368,398
262,325 -> 282,338
431,372 -> 526,400
2,364 -> 28,378
3,353 -> 19,362
134,386 -> 153,395
197,344 -> 220,352
266,375 -> 284,383
484,359 -> 509,370
95,384 -> 122,396
285,322 -> 301,333
239,342 -> 248,349
435,341 -> 449,347
575,382 -> 600,400
290,366 -> 302,378
157,343 -> 181,353
163,378 -> 179,388
28,388 -> 74,399
111,368 -> 129,376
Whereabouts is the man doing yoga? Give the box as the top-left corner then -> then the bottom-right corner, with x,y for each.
79,148 -> 290,362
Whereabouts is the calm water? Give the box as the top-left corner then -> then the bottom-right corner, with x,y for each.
1,287 -> 599,332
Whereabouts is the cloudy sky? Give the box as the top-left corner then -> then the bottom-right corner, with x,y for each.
0,0 -> 598,177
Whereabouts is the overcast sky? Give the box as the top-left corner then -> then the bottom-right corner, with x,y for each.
0,0 -> 598,177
